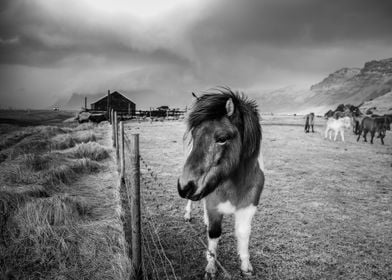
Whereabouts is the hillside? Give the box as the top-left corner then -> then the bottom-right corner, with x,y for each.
257,57 -> 392,114
307,57 -> 392,108
360,90 -> 392,115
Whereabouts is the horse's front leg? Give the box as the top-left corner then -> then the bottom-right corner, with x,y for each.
184,200 -> 192,221
370,131 -> 375,144
333,130 -> 338,141
205,210 -> 223,279
341,130 -> 345,142
235,205 -> 257,275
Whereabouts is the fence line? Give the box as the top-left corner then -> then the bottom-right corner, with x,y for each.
139,156 -> 232,280
113,110 -> 231,280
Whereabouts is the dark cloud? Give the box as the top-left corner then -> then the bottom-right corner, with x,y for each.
0,0 -> 391,109
191,0 -> 392,47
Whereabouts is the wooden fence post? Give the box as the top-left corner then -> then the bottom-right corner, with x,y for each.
115,111 -> 119,160
130,134 -> 142,279
112,110 -> 116,148
120,121 -> 125,179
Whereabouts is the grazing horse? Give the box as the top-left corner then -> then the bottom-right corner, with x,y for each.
324,116 -> 351,141
178,88 -> 264,278
304,112 -> 315,133
357,116 -> 391,144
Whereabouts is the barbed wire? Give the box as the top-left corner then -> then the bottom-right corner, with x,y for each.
139,155 -> 232,280
120,123 -> 231,279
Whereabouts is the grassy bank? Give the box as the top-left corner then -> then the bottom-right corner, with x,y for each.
0,121 -> 130,279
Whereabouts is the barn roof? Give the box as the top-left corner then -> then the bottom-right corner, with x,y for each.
90,91 -> 135,105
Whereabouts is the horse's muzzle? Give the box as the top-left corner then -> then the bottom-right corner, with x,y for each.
177,179 -> 197,199
177,179 -> 216,201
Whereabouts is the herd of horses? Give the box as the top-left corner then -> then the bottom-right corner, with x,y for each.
176,89 -> 391,278
308,104 -> 391,144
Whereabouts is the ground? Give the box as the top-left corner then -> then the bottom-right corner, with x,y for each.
123,117 -> 392,280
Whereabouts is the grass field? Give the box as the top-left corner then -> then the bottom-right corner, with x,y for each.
0,118 -> 130,279
1,112 -> 391,279
124,119 -> 392,280
0,110 -> 76,127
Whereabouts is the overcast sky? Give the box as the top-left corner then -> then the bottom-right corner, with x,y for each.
1,0 -> 391,109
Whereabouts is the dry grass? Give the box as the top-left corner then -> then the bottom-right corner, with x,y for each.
68,142 -> 110,161
122,120 -> 392,280
0,122 -> 130,280
51,131 -> 97,150
23,153 -> 52,171
2,196 -> 129,279
42,158 -> 101,188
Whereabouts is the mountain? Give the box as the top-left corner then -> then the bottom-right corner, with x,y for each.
257,57 -> 392,114
360,90 -> 392,115
307,58 -> 392,108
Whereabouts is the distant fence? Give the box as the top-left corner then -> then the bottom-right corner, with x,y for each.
110,109 -> 231,280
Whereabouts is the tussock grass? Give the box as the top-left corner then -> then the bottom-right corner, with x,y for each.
72,130 -> 97,143
3,165 -> 41,184
0,122 -> 130,279
3,216 -> 130,279
68,142 -> 110,161
13,195 -> 87,227
9,138 -> 50,159
23,153 -> 52,171
51,133 -> 76,149
51,131 -> 97,150
74,122 -> 96,131
42,158 -> 101,188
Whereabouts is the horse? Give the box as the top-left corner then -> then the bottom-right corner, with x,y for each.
324,103 -> 363,120
357,116 -> 391,144
177,88 -> 264,278
351,109 -> 365,135
324,116 -> 352,142
304,112 -> 315,133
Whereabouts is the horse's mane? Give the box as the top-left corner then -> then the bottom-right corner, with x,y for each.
187,87 -> 261,159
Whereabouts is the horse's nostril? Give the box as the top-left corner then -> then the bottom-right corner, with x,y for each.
178,179 -> 196,199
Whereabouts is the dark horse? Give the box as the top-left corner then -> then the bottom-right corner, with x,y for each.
357,116 -> 391,144
304,112 -> 315,133
178,88 -> 264,278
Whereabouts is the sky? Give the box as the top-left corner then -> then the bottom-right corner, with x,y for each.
0,0 -> 392,109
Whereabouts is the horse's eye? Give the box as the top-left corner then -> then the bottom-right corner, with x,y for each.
216,136 -> 228,145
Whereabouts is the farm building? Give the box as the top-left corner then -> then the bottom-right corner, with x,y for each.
90,91 -> 136,114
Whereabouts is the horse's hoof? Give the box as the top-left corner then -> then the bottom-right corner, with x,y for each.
204,272 -> 216,280
184,216 -> 191,222
241,269 -> 256,278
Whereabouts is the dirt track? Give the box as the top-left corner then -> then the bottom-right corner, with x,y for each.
124,120 -> 392,280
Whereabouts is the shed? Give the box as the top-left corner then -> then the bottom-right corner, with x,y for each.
90,91 -> 136,114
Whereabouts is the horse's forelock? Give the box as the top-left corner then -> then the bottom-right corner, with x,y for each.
187,88 -> 261,159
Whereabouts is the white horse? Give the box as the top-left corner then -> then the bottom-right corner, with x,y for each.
324,116 -> 352,141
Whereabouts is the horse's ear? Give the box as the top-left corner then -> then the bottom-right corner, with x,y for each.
226,98 -> 235,117
191,92 -> 199,100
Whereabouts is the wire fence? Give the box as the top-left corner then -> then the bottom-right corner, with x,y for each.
110,109 -> 232,280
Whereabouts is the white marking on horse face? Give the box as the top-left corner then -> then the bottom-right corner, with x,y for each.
258,150 -> 265,172
235,205 -> 257,273
217,201 -> 236,214
183,133 -> 193,158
